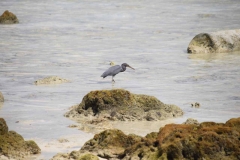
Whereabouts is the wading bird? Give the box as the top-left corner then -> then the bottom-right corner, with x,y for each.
101,63 -> 135,83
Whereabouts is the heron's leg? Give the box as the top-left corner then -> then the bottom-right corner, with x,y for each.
112,76 -> 115,83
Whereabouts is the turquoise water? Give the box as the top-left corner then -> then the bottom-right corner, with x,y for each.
0,0 -> 240,159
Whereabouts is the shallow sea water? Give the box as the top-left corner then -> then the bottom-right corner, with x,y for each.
0,0 -> 240,159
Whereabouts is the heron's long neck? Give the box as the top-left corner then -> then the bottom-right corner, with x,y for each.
121,65 -> 126,72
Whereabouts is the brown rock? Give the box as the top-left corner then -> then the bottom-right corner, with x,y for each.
0,10 -> 19,24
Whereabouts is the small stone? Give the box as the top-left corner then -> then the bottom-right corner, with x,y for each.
0,10 -> 19,24
195,102 -> 200,108
58,138 -> 69,143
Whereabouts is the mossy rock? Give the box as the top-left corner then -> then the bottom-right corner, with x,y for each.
0,10 -> 19,24
66,89 -> 183,122
0,118 -> 41,158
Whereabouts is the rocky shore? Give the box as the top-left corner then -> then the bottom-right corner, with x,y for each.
52,117 -> 240,160
65,89 -> 183,133
0,118 -> 41,159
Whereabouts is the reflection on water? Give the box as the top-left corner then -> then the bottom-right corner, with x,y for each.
1,0 -> 240,159
188,51 -> 240,61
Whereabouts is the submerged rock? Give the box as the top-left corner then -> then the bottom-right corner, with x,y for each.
187,29 -> 240,54
0,118 -> 41,159
52,117 -> 240,160
0,10 -> 19,24
65,89 -> 183,132
34,76 -> 69,85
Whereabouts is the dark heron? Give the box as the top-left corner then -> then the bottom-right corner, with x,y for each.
101,63 -> 135,83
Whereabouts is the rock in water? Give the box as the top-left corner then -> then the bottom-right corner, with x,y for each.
187,29 -> 240,54
35,76 -> 69,85
65,89 -> 183,133
65,89 -> 183,122
0,118 -> 41,159
0,10 -> 19,24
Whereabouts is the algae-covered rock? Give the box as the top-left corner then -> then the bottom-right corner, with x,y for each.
0,118 -> 41,159
157,117 -> 240,160
35,76 -> 69,85
187,29 -> 240,54
65,89 -> 183,133
65,89 -> 183,122
0,10 -> 19,24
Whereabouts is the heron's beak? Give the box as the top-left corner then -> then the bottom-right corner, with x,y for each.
127,65 -> 135,70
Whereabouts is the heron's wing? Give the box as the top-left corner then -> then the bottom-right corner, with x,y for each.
101,65 -> 121,78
